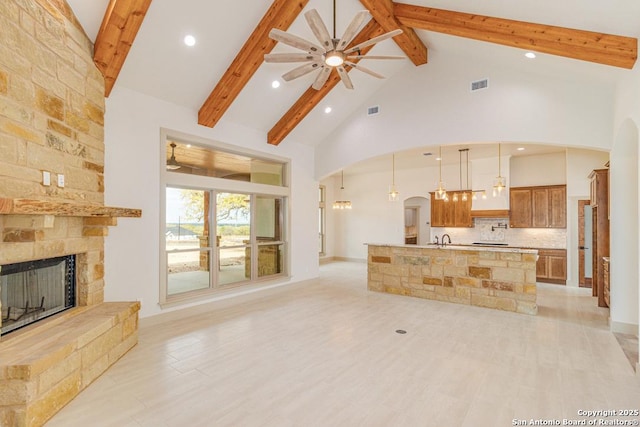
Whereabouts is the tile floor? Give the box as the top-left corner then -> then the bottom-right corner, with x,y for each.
47,262 -> 640,427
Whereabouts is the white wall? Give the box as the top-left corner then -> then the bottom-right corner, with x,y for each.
470,157 -> 510,211
315,55 -> 615,179
510,153 -> 567,187
103,87 -> 319,318
323,164 -> 446,260
610,119 -> 639,334
612,66 -> 640,344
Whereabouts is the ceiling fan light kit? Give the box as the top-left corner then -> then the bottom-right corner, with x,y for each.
265,1 -> 404,91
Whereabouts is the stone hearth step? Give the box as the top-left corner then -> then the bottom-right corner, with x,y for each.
0,301 -> 140,427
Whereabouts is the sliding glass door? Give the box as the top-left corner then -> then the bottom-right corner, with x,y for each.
165,188 -> 286,299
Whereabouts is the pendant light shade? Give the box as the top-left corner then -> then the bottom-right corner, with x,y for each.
434,146 -> 447,200
333,170 -> 352,210
388,154 -> 399,201
493,143 -> 506,197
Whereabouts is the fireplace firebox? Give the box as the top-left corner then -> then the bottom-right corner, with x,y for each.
0,255 -> 76,335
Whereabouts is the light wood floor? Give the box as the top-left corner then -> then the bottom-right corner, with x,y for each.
47,262 -> 640,427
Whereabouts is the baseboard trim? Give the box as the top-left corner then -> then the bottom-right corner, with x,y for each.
320,256 -> 366,264
333,256 -> 366,263
610,320 -> 639,336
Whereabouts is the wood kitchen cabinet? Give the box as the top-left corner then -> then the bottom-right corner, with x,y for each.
509,185 -> 566,228
430,192 -> 472,227
510,188 -> 533,227
536,248 -> 567,284
589,169 -> 609,307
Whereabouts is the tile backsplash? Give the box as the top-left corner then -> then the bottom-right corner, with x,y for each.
431,218 -> 567,249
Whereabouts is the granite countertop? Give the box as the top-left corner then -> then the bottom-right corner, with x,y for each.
366,243 -> 538,254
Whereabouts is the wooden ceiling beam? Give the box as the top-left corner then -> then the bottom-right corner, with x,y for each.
94,0 -> 153,97
358,0 -> 427,66
268,21 -> 385,146
198,0 -> 309,128
393,3 -> 637,69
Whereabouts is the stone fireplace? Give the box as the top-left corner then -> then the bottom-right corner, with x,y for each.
0,0 -> 142,425
1,254 -> 76,335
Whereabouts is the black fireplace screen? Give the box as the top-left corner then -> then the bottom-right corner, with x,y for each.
1,255 -> 76,335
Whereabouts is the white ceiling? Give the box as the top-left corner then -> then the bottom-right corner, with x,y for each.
66,0 -> 639,150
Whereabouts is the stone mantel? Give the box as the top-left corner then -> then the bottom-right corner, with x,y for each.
0,198 -> 141,218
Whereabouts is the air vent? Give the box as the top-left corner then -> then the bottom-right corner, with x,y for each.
471,78 -> 489,92
367,105 -> 380,116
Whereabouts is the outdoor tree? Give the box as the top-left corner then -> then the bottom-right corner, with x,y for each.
180,190 -> 205,222
180,190 -> 249,223
216,193 -> 249,222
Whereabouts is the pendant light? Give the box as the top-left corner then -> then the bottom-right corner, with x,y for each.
453,148 -> 460,202
388,154 -> 399,201
434,146 -> 447,201
460,148 -> 470,202
333,170 -> 352,209
493,143 -> 506,197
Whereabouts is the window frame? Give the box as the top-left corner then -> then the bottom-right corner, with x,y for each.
159,128 -> 291,307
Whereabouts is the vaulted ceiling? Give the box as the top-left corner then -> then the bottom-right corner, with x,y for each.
68,0 -> 639,147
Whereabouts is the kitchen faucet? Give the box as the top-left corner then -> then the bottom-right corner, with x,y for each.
442,234 -> 452,245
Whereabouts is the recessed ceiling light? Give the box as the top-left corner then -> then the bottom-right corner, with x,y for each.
517,147 -> 525,151
525,52 -> 536,59
324,106 -> 332,114
271,80 -> 280,89
186,144 -> 192,148
184,35 -> 196,47
436,157 -> 442,161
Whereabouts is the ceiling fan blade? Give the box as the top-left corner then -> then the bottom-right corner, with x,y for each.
304,9 -> 333,51
336,66 -> 354,90
312,66 -> 332,90
264,53 -> 322,63
346,55 -> 405,60
345,61 -> 385,79
336,11 -> 370,51
344,29 -> 403,55
282,62 -> 322,81
269,28 -> 325,54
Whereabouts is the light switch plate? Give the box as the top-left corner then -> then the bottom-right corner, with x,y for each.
42,171 -> 51,186
57,174 -> 65,187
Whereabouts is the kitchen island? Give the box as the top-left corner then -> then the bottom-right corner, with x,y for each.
367,243 -> 538,315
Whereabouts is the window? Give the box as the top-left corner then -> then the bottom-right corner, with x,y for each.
319,186 -> 326,255
161,130 -> 289,305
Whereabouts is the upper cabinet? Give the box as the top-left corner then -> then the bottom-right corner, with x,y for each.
509,185 -> 566,228
509,188 -> 533,227
430,192 -> 472,227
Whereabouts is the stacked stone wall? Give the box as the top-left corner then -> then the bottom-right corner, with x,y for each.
368,245 -> 538,315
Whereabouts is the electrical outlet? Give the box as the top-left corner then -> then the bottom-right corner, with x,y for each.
57,174 -> 65,187
42,171 -> 51,186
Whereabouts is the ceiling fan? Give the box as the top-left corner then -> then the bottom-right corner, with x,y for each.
166,143 -> 183,170
166,142 -> 203,171
264,2 -> 404,90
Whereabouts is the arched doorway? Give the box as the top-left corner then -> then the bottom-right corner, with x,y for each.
403,196 -> 430,245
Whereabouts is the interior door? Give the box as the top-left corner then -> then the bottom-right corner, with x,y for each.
578,200 -> 592,287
